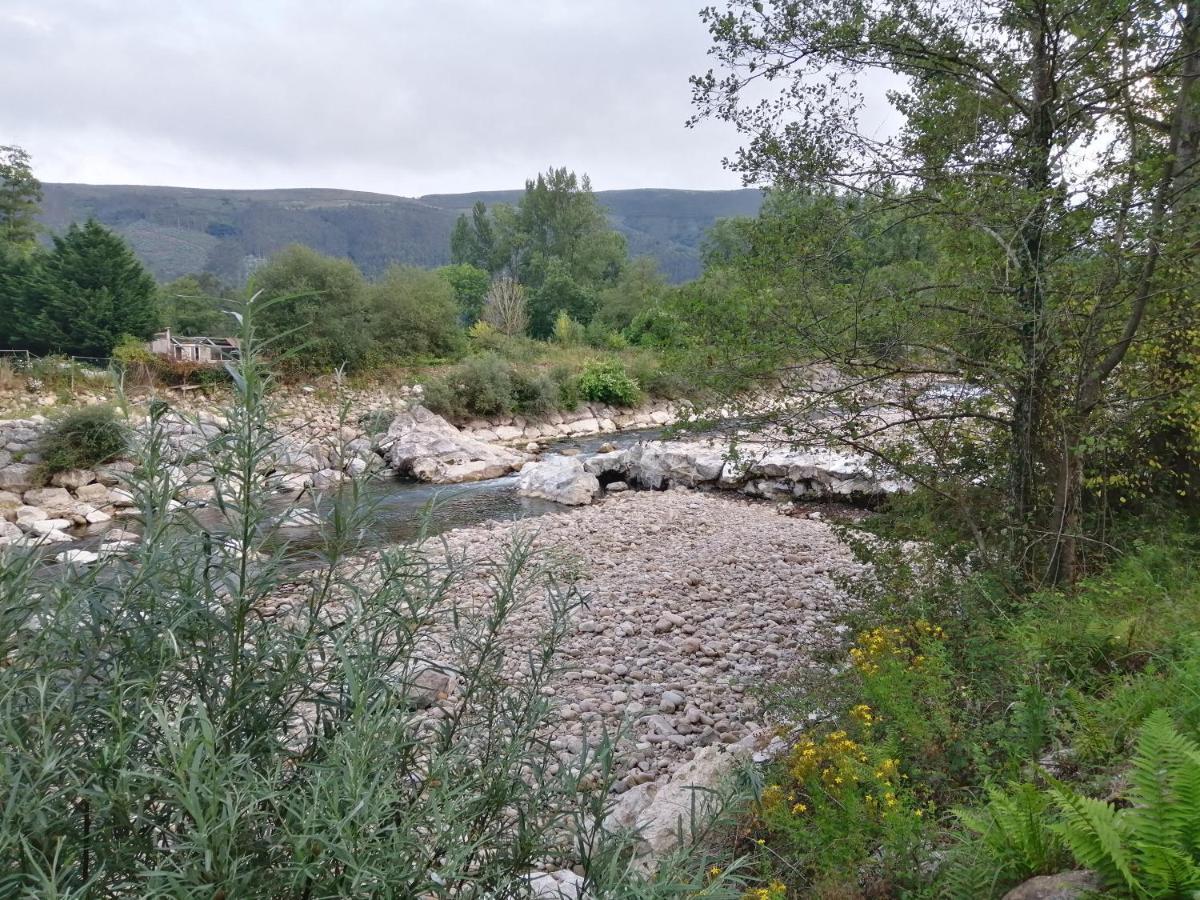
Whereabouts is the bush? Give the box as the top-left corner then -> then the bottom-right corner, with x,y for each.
111,334 -> 158,368
37,405 -> 129,473
576,359 -> 642,407
419,374 -> 465,419
358,408 -> 396,436
512,369 -> 560,417
550,364 -> 583,410
552,310 -> 586,346
627,354 -> 696,400
457,353 -> 515,416
113,334 -> 164,387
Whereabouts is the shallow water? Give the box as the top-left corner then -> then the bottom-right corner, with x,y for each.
64,424 -> 667,558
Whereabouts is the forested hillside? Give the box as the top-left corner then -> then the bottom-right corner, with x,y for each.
37,183 -> 762,285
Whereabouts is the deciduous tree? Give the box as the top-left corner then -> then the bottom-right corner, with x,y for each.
249,245 -> 370,372
690,0 -> 1200,582
482,276 -> 529,336
0,145 -> 41,249
367,265 -> 465,360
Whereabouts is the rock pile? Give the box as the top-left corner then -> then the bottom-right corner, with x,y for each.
0,469 -> 133,548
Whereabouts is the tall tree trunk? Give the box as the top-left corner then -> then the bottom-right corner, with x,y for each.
1060,0 -> 1200,584
1154,0 -> 1200,501
1012,12 -> 1057,576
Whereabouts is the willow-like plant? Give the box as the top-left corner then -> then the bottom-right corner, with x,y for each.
0,293 -> 744,898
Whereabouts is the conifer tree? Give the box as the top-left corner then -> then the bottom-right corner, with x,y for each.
20,219 -> 158,357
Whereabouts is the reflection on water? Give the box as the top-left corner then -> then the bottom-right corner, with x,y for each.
332,474 -> 565,545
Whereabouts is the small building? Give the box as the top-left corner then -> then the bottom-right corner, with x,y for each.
149,330 -> 240,365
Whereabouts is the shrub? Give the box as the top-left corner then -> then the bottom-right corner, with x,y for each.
584,320 -> 628,350
37,405 -> 129,473
552,310 -> 586,346
576,359 -> 642,407
111,334 -> 158,368
423,354 -> 521,419
0,358 -> 21,391
358,408 -> 396,436
457,353 -> 515,416
154,359 -> 232,389
550,364 -> 583,410
512,369 -> 560,417
468,319 -> 499,345
627,354 -> 696,400
112,334 -> 163,387
419,374 -> 465,419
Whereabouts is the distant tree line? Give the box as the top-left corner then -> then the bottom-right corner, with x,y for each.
0,150 -> 678,376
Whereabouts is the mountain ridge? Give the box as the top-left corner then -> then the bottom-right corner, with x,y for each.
37,183 -> 764,285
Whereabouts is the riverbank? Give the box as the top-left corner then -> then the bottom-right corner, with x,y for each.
268,489 -> 869,863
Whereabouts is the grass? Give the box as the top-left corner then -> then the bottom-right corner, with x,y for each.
36,404 -> 130,474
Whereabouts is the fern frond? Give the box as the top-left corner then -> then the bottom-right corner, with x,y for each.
1129,710 -> 1200,838
1050,787 -> 1136,893
956,783 -> 1062,874
1175,757 -> 1200,859
1131,840 -> 1200,896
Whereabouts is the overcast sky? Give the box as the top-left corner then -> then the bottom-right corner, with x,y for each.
1,0 -> 899,196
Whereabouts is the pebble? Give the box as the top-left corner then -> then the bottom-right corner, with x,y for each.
301,490 -> 866,792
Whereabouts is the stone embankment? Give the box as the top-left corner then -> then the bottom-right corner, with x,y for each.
456,399 -> 680,446
0,392 -> 686,552
0,417 -> 138,555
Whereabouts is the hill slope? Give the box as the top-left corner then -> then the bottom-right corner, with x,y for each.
39,183 -> 763,285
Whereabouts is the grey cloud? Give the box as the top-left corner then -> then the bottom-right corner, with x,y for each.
1,0 -> 895,194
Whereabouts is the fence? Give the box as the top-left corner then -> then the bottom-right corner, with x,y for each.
0,350 -> 113,370
0,349 -> 31,369
0,350 -> 119,392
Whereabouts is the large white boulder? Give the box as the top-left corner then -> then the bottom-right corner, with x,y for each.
603,745 -> 748,869
384,405 -> 526,484
622,441 -> 727,489
517,455 -> 601,506
50,468 -> 96,490
0,464 -> 37,492
587,438 -> 906,500
56,549 -> 100,566
22,487 -> 76,517
74,482 -> 112,504
724,446 -> 910,498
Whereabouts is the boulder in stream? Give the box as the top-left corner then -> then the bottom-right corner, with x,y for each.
517,455 -> 601,506
383,405 -> 526,484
